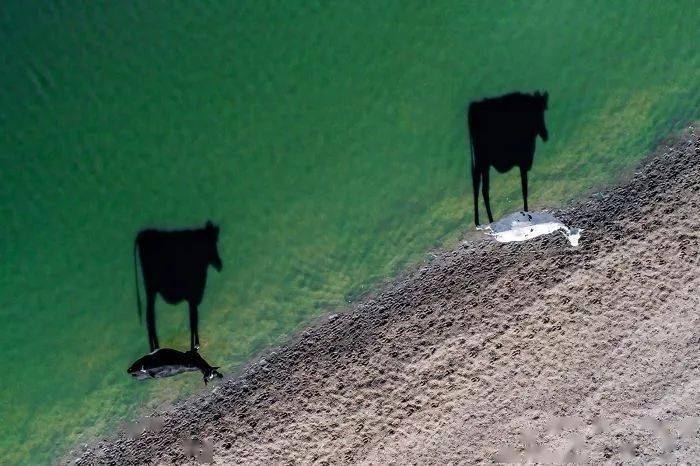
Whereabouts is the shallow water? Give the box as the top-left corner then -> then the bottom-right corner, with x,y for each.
1,1 -> 699,463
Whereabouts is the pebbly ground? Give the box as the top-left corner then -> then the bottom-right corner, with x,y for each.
69,128 -> 699,465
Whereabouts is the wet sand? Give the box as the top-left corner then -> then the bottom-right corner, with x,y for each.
71,128 -> 699,464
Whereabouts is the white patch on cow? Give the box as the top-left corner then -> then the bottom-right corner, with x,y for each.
477,211 -> 581,246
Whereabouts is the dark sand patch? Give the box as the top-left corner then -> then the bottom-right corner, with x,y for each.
70,128 -> 699,464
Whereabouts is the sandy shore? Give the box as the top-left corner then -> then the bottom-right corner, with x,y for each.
71,128 -> 699,465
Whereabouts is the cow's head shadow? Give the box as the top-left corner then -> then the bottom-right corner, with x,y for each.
204,220 -> 223,272
467,91 -> 550,226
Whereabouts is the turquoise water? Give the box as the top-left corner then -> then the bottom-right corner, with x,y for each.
1,1 -> 699,463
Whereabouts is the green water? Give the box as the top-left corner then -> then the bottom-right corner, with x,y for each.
1,1 -> 699,463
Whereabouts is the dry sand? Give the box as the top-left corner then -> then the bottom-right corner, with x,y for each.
71,129 -> 699,464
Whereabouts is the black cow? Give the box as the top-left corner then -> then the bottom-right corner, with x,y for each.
134,221 -> 223,351
468,91 -> 549,226
127,348 -> 223,384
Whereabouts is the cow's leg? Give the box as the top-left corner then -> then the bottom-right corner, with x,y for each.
472,164 -> 481,226
520,166 -> 529,212
146,291 -> 159,351
482,168 -> 494,223
189,301 -> 200,350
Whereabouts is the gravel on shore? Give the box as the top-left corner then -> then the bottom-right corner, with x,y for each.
70,127 -> 699,465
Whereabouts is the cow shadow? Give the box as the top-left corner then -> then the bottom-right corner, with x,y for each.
467,91 -> 549,226
134,220 -> 223,352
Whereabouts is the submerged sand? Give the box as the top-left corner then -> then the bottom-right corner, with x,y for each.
71,128 -> 699,464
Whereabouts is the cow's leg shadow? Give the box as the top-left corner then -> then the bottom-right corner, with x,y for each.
481,168 -> 494,223
188,301 -> 200,350
472,165 -> 481,226
146,290 -> 160,351
520,166 -> 529,213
